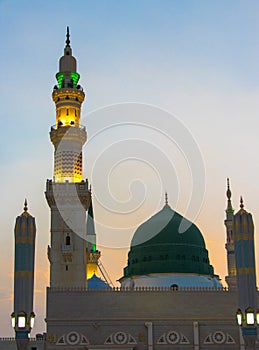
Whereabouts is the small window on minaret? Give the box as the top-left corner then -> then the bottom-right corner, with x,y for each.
66,265 -> 68,271
67,109 -> 69,115
66,234 -> 71,245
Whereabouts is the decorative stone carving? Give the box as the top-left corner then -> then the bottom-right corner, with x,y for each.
157,330 -> 190,345
56,332 -> 89,346
204,331 -> 235,345
104,332 -> 137,345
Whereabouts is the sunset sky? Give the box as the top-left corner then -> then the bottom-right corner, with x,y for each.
0,0 -> 259,336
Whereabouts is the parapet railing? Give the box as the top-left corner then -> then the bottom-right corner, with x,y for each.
50,124 -> 86,132
47,286 -> 230,293
0,337 -> 45,342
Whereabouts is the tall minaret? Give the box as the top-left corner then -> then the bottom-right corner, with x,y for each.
45,28 -> 90,288
224,178 -> 237,290
234,197 -> 257,348
86,189 -> 101,279
11,200 -> 36,350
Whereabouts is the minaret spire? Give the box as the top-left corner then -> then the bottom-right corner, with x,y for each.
240,196 -> 244,209
51,26 -> 85,182
12,201 -> 36,347
86,189 -> 101,279
24,198 -> 28,212
66,26 -> 70,47
234,199 -> 257,347
224,178 -> 237,290
226,178 -> 233,213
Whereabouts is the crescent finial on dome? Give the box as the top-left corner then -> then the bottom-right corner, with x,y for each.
165,192 -> 168,206
164,192 -> 171,208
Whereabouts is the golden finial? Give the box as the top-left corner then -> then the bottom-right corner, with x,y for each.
240,196 -> 244,209
24,198 -> 28,212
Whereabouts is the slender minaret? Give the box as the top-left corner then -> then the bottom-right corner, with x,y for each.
234,197 -> 257,348
45,27 -> 90,288
86,189 -> 101,279
11,200 -> 36,350
224,178 -> 237,290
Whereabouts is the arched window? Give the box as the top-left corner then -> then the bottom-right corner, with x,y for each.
66,234 -> 71,245
171,284 -> 178,291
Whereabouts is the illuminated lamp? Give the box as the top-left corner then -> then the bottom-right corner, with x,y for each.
11,312 -> 15,328
256,310 -> 259,325
56,73 -> 64,89
245,307 -> 255,325
17,312 -> 26,328
30,312 -> 35,328
236,309 -> 243,326
70,72 -> 79,87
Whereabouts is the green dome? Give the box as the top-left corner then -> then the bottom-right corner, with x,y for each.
123,205 -> 215,278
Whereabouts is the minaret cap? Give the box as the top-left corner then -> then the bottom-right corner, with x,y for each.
59,26 -> 76,73
236,195 -> 248,215
20,198 -> 32,217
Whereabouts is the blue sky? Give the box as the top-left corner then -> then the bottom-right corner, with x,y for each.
0,0 -> 259,336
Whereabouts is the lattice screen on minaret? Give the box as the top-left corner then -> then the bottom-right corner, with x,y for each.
54,151 -> 82,181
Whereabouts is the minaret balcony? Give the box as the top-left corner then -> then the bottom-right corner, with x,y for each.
52,87 -> 85,103
50,124 -> 87,147
50,124 -> 86,132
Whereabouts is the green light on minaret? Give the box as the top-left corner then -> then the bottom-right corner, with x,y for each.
70,72 -> 79,87
56,73 -> 64,88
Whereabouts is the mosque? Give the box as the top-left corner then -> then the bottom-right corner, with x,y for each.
1,29 -> 259,350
